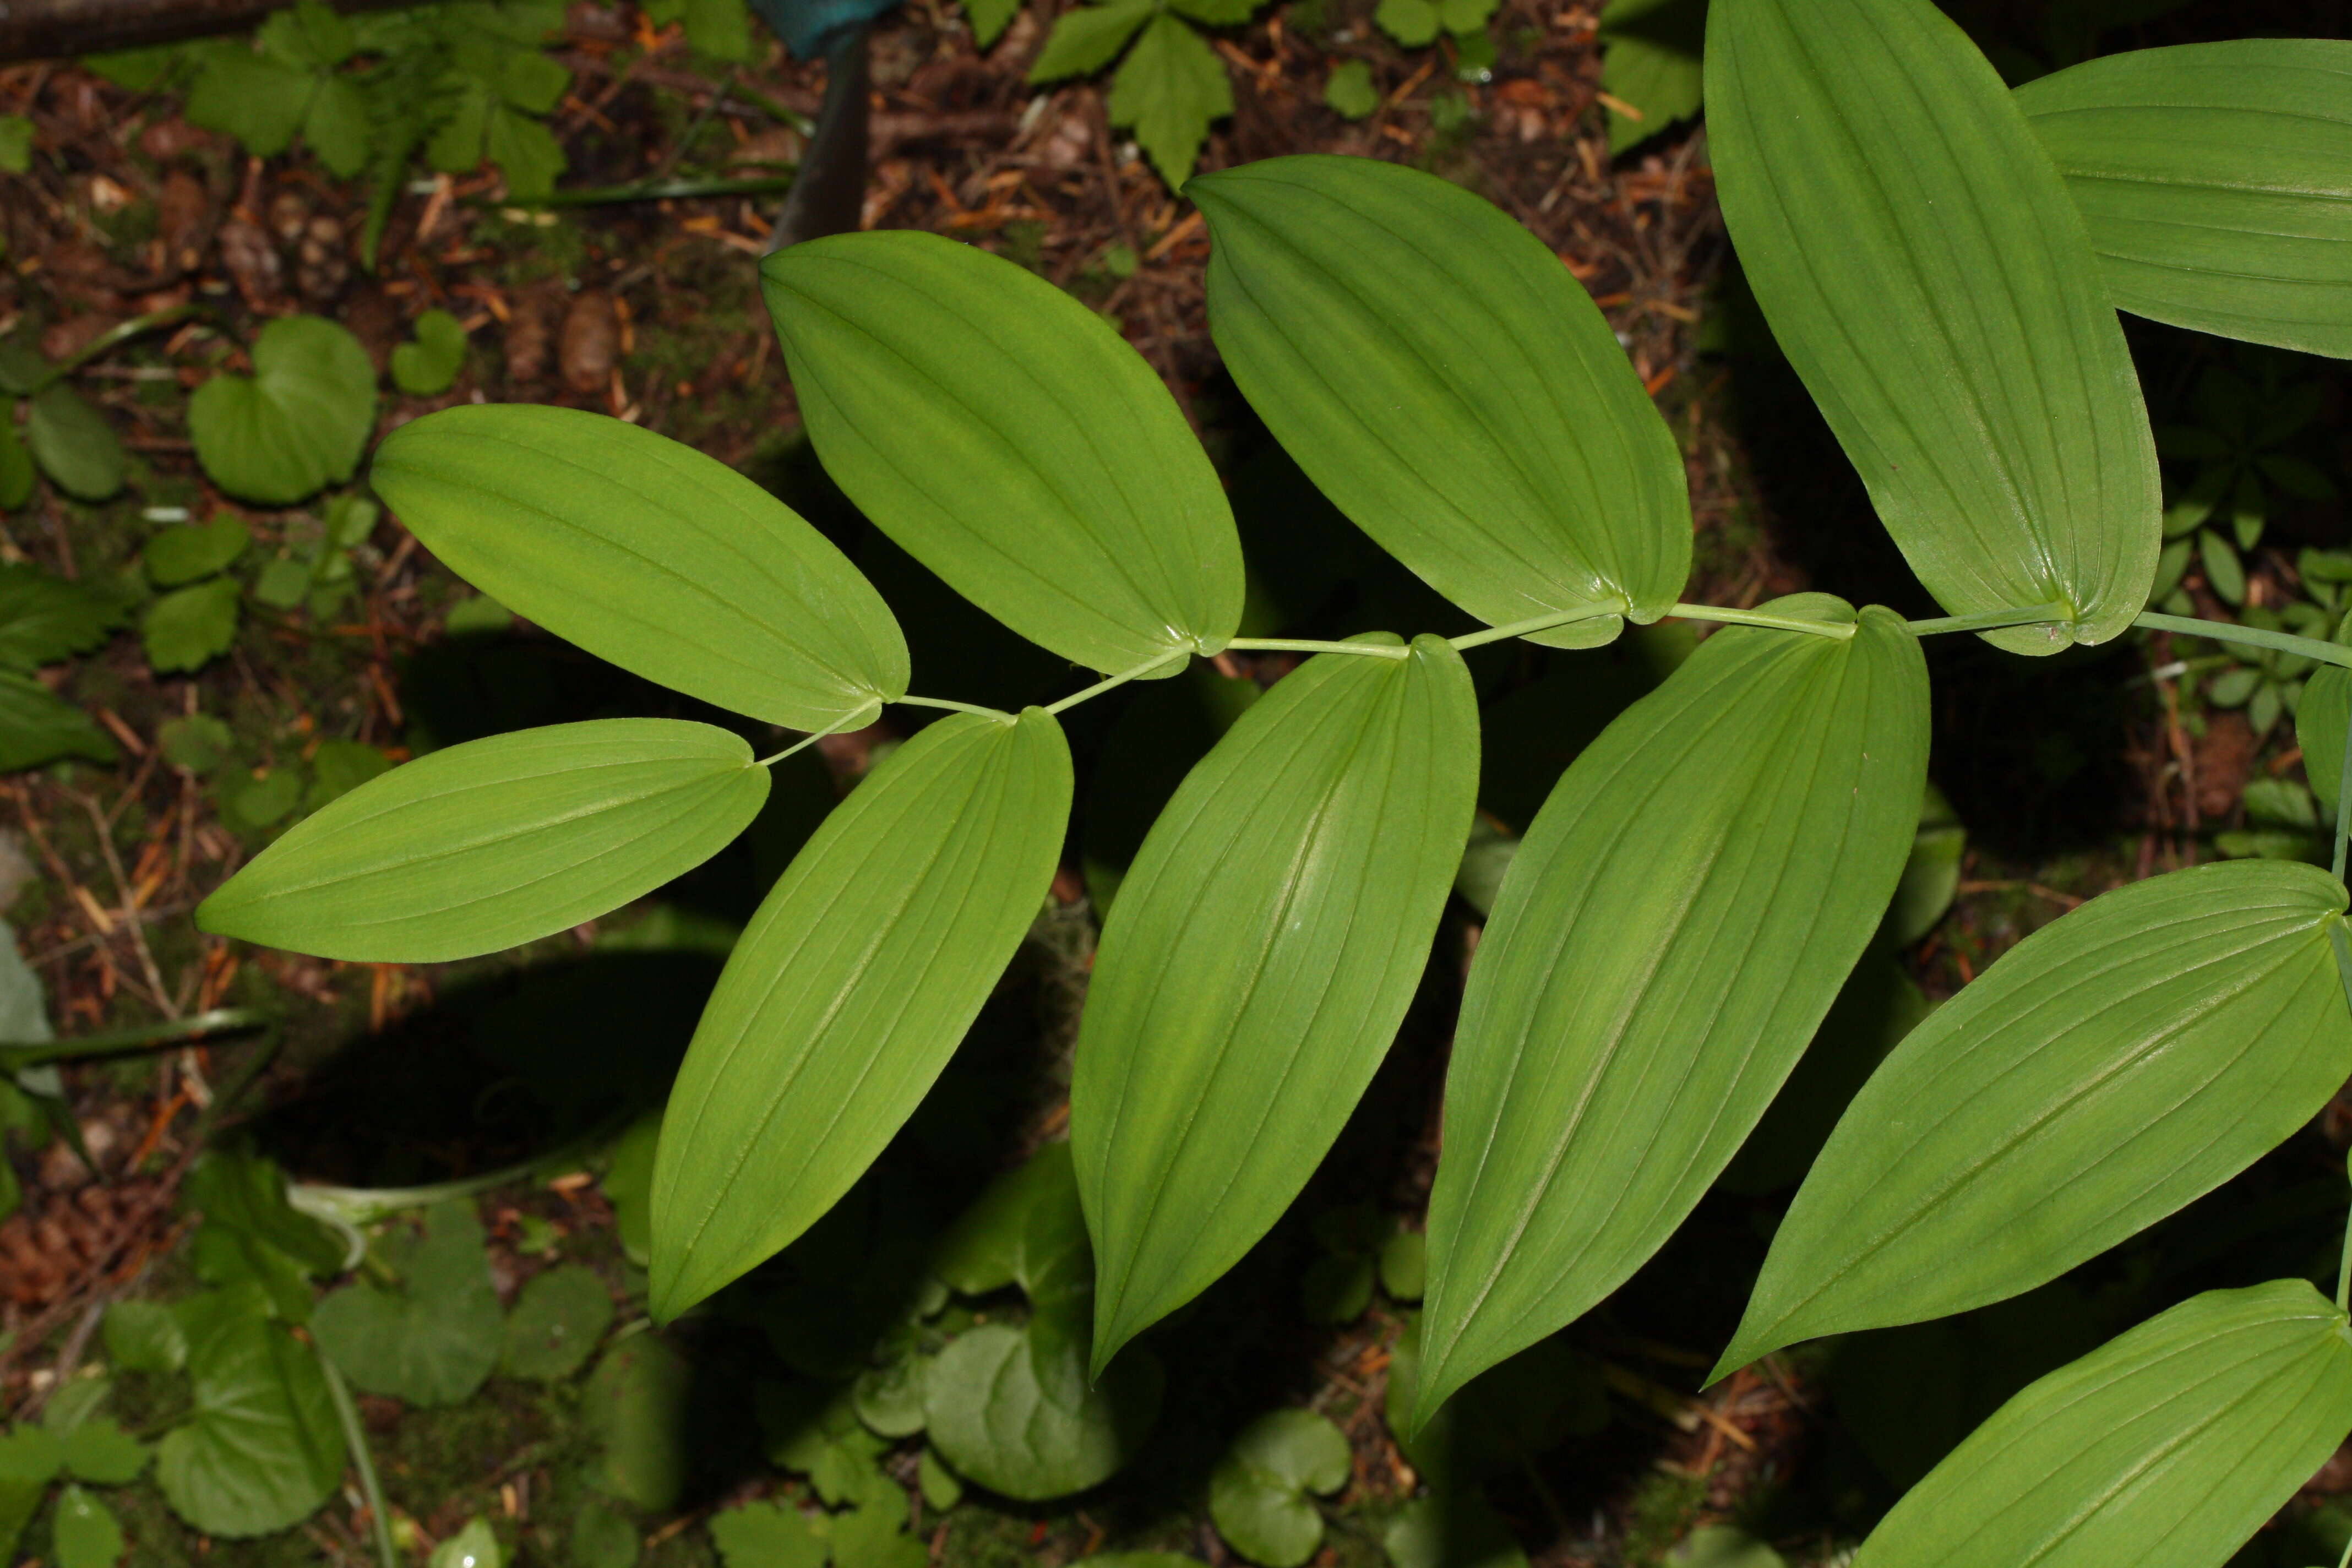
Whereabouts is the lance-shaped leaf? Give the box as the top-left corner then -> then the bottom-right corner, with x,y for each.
2017,40 -> 2352,360
372,404 -> 905,731
1850,1280 -> 2352,1568
1416,597 -> 1926,1425
198,720 -> 769,962
650,709 -> 1070,1317
1717,860 -> 2352,1376
1072,635 -> 1478,1370
1193,156 -> 1687,651
1707,0 -> 2160,652
764,232 -> 1243,676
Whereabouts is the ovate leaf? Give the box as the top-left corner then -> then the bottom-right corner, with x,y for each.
312,1201 -> 503,1406
1418,598 -> 1928,1423
1074,635 -> 1477,1366
1851,1281 -> 2352,1568
764,232 -> 1244,676
372,404 -> 905,731
501,1264 -> 615,1380
2016,41 -> 2352,359
1718,860 -> 2352,1373
189,316 -> 377,504
185,53 -> 317,156
1027,0 -> 1154,81
51,1485 -> 122,1568
198,719 -> 769,962
0,673 -> 116,771
26,386 -> 125,502
156,1290 -> 346,1538
1194,156 -> 1689,650
1707,0 -> 2160,651
144,515 -> 251,588
1107,14 -> 1231,188
141,578 -> 241,674
650,709 -> 1071,1316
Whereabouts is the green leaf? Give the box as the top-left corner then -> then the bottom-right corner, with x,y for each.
710,1501 -> 827,1568
650,710 -> 1071,1316
1850,1281 -> 2352,1568
142,578 -> 240,674
500,1264 -> 614,1380
2202,527 -> 2247,605
763,232 -> 1243,677
187,53 -> 318,156
304,75 -> 369,177
145,515 -> 251,588
919,1145 -> 1164,1500
0,672 -> 116,772
199,718 -> 769,963
156,1291 -> 346,1538
963,0 -> 1019,46
1027,0 -> 1153,81
1718,861 -> 2352,1374
1208,1411 -> 1348,1568
372,404 -> 905,731
1598,0 -> 1706,154
390,309 -> 468,396
1381,1493 -> 1527,1568
1418,597 -> 1929,1424
103,1299 -> 187,1374
1074,636 -> 1477,1366
0,115 -> 31,175
26,386 -> 125,502
1670,1528 -> 1785,1568
1108,14 -> 1231,187
0,402 -> 35,510
0,564 -> 124,669
486,107 -> 563,201
572,1498 -> 639,1568
59,1422 -> 149,1486
312,1201 -> 503,1406
1373,0 -> 1438,47
52,1485 -> 122,1568
918,1447 -> 962,1511
2016,41 -> 2352,359
428,1518 -> 502,1568
1324,58 -> 1378,119
1379,1230 -> 1425,1301
189,316 -> 377,505
304,738 -> 391,811
1707,0 -> 2160,652
1193,156 -> 1690,650
582,1336 -> 692,1512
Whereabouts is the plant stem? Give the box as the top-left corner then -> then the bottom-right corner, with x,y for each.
1448,605 -> 1623,651
26,302 -> 205,394
1667,603 -> 1856,640
1906,602 -> 2076,637
0,1007 -> 270,1070
1044,650 -> 1189,716
2135,611 -> 2352,672
753,702 -> 880,768
1223,638 -> 1412,660
318,1351 -> 399,1568
498,173 -> 798,210
892,694 -> 1015,720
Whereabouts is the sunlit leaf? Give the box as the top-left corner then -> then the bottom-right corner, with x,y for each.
1718,860 -> 2352,1374
372,404 -> 906,731
650,709 -> 1071,1317
2017,40 -> 2352,359
198,719 -> 769,962
1074,635 -> 1477,1368
763,232 -> 1244,676
1194,156 -> 1688,651
1850,1281 -> 2352,1568
1707,0 -> 2160,651
1418,598 -> 1928,1424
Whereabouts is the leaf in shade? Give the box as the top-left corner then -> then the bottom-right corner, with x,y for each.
372,404 -> 906,731
0,565 -> 125,671
155,1288 -> 346,1538
1193,156 -> 1689,651
763,231 -> 1244,676
1707,0 -> 2160,651
311,1201 -> 504,1406
1850,1281 -> 2352,1568
1417,597 -> 1928,1427
2017,40 -> 2352,359
25,386 -> 126,502
1074,635 -> 1477,1370
0,672 -> 116,772
649,709 -> 1071,1318
1717,860 -> 2352,1376
198,720 -> 770,962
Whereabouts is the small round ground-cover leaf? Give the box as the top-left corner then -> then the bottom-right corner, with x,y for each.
51,1485 -> 122,1568
156,1288 -> 347,1538
582,1336 -> 693,1512
709,1501 -> 826,1568
189,316 -> 376,505
391,308 -> 469,396
764,230 -> 1244,677
1194,156 -> 1690,651
500,1264 -> 614,1381
144,515 -> 250,588
651,710 -> 1070,1317
1717,859 -> 2352,1375
372,405 -> 906,731
1850,1281 -> 2352,1568
199,718 -> 769,963
311,1201 -> 503,1407
1208,1410 -> 1350,1567
25,386 -> 125,502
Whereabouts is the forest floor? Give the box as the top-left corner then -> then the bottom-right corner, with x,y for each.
2,1 -> 2350,1565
